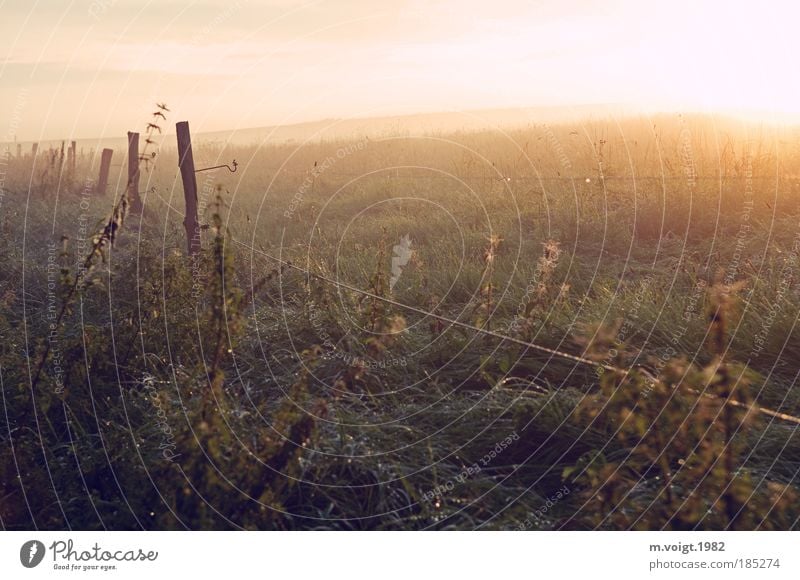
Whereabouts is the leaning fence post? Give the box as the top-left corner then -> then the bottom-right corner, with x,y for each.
97,148 -> 113,195
127,132 -> 141,212
176,121 -> 200,257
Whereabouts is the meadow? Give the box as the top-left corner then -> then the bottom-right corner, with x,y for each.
2,113 -> 800,529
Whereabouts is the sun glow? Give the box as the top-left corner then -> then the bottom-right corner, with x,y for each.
1,0 -> 799,140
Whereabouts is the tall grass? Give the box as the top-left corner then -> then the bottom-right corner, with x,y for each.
1,113 -> 799,529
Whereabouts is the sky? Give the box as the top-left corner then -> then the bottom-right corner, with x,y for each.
2,0 -> 800,141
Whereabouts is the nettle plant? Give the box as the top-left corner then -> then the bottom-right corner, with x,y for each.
513,239 -> 562,340
474,233 -> 503,330
567,280 -> 800,530
157,194 -> 328,529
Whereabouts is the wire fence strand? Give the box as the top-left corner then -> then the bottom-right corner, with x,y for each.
230,237 -> 800,427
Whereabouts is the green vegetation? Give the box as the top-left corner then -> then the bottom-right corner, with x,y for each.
1,114 -> 799,529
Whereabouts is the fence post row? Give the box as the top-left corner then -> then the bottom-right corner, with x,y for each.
176,121 -> 201,257
96,148 -> 113,196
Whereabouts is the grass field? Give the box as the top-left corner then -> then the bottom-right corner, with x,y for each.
2,112 -> 800,529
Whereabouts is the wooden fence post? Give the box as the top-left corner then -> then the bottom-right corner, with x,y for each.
127,131 -> 141,212
31,143 -> 38,157
97,148 -> 113,195
176,121 -> 200,257
16,144 -> 21,159
68,140 -> 76,177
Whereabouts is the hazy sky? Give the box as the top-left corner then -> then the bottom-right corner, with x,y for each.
2,0 -> 799,140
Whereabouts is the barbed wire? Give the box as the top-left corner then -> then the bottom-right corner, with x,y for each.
273,173 -> 793,182
10,180 -> 795,427
229,237 -> 800,427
